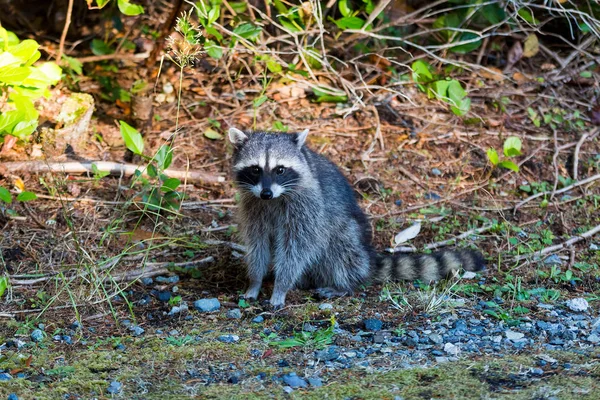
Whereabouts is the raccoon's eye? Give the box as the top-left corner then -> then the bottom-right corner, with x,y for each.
275,166 -> 286,175
250,166 -> 260,175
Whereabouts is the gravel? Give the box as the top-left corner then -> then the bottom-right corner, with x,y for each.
364,318 -> 383,332
218,334 -> 240,343
282,373 -> 308,388
567,298 -> 589,312
252,315 -> 264,323
107,381 -> 123,394
319,303 -> 334,310
30,329 -> 44,343
226,309 -> 242,319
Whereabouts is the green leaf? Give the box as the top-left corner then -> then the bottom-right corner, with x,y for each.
430,80 -> 450,99
449,33 -> 482,54
229,2 -> 247,14
11,119 -> 37,138
0,187 -> 12,203
0,276 -> 8,298
503,136 -> 522,157
0,65 -> 30,84
147,164 -> 158,178
334,16 -> 365,30
517,8 -> 538,24
580,71 -> 592,78
233,23 -> 262,41
38,62 -> 62,85
487,148 -> 499,166
62,55 -> 83,75
17,191 -> 37,202
411,60 -> 433,84
280,18 -> 302,33
155,145 -> 173,170
339,0 -> 352,17
0,110 -> 24,133
207,6 -> 220,26
253,95 -> 268,108
117,0 -> 144,15
95,0 -> 111,7
499,160 -> 519,172
0,51 -> 22,69
119,120 -> 144,155
264,56 -> 283,73
91,163 -> 110,179
204,128 -> 223,140
481,4 -> 506,25
161,177 -> 181,192
205,26 -> 223,41
90,39 -> 114,56
9,39 -> 40,65
0,28 -> 19,49
447,80 -> 470,115
205,40 -> 223,59
312,87 -> 348,103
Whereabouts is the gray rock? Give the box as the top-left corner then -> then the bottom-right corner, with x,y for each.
435,356 -> 450,363
282,373 -> 308,388
30,329 -> 44,343
194,298 -> 221,312
0,372 -> 12,381
226,309 -> 242,319
444,343 -> 459,356
462,271 -> 477,279
168,302 -> 189,316
543,254 -> 562,266
319,303 -> 333,310
130,326 -> 145,336
428,333 -> 443,345
590,243 -> 599,250
431,168 -> 442,176
8,394 -> 18,400
315,347 -> 339,361
283,386 -> 294,394
156,275 -> 180,284
308,377 -> 323,387
505,330 -> 524,341
218,334 -> 240,343
107,381 -> 122,394
141,277 -> 153,286
252,315 -> 264,323
587,333 -> 600,344
364,318 -> 383,332
303,323 -> 317,332
566,298 -> 589,312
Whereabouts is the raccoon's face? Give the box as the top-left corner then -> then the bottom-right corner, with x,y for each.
229,128 -> 310,200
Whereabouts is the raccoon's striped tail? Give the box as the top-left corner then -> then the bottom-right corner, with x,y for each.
373,250 -> 485,283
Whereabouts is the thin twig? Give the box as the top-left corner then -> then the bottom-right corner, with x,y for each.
109,256 -> 214,282
514,173 -> 600,212
56,0 -> 74,63
513,224 -> 600,262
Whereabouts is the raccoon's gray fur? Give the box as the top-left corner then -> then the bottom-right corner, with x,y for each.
229,128 -> 485,308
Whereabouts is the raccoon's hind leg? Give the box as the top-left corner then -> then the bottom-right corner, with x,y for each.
243,238 -> 271,301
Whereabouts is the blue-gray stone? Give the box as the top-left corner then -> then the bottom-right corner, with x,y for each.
218,334 -> 239,343
282,373 -> 308,388
30,329 -> 44,343
308,377 -> 323,387
543,254 -> 562,266
107,381 -> 122,394
364,318 -> 383,332
63,335 -> 73,345
141,277 -> 153,286
0,373 -> 12,381
194,298 -> 221,312
156,275 -> 180,284
130,325 -> 145,336
157,291 -> 171,302
315,347 -> 339,361
226,309 -> 242,319
424,192 -> 441,200
530,368 -> 544,376
429,333 -> 443,345
70,321 -> 82,330
431,168 -> 442,176
252,315 -> 264,323
395,199 -> 403,206
8,394 -> 18,400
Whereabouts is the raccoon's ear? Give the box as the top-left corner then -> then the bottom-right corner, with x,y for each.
228,128 -> 248,146
294,129 -> 309,149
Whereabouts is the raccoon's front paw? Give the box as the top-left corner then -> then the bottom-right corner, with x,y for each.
243,288 -> 260,302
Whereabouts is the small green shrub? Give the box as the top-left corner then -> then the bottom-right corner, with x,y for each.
411,60 -> 470,116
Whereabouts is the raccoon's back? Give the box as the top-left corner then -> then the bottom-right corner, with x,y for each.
373,250 -> 485,283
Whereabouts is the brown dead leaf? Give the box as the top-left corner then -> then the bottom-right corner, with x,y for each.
506,41 -> 523,70
512,71 -> 529,84
0,135 -> 17,153
523,34 -> 539,58
541,63 -> 556,71
479,67 -> 504,81
121,229 -> 162,243
486,119 -> 503,127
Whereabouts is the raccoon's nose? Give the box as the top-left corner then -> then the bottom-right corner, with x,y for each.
260,188 -> 273,200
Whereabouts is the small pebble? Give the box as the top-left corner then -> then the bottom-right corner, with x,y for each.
141,277 -> 153,286
308,377 -> 323,387
252,315 -> 264,323
218,334 -> 240,343
283,386 -> 294,394
505,330 -> 524,341
364,318 -> 383,332
8,394 -> 18,400
431,168 -> 442,176
156,275 -> 180,284
130,326 -> 145,337
543,254 -> 562,266
444,343 -> 459,356
30,329 -> 44,343
226,309 -> 242,319
282,372 -> 308,388
107,381 -> 122,394
194,298 -> 221,312
157,291 -> 172,302
319,303 -> 333,310
0,372 -> 12,381
566,298 -> 589,312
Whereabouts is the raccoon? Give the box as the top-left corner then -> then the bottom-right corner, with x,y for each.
228,128 -> 485,308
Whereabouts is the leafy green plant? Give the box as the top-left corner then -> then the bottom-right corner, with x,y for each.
411,60 -> 470,116
270,317 -> 336,350
0,276 -> 8,298
487,136 -> 522,172
119,121 -> 183,213
0,28 -> 61,140
87,0 -> 144,16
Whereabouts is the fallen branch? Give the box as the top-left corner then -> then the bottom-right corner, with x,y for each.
2,161 -> 226,184
514,173 -> 600,212
513,224 -> 600,262
108,256 -> 215,282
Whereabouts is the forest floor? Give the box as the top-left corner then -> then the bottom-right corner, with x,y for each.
2,17 -> 600,399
